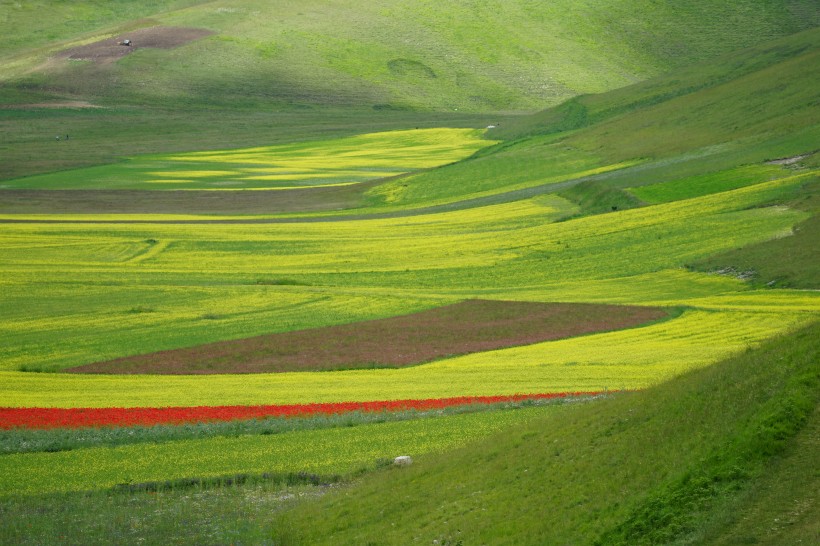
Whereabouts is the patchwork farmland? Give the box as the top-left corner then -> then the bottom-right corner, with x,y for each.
1,1 -> 818,544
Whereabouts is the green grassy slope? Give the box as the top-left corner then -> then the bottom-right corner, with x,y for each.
2,1 -> 818,111
269,321 -> 819,545
366,29 -> 820,213
3,27 -> 815,209
492,25 -> 820,140
0,1 -> 199,57
691,178 -> 820,288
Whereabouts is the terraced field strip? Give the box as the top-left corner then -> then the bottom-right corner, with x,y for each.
69,300 -> 668,374
2,129 -> 495,191
1,310 -> 810,409
0,392 -> 603,430
0,406 -> 555,496
0,174 -> 809,374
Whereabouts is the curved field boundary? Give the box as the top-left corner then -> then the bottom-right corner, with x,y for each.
67,300 -> 669,374
0,392 -> 605,430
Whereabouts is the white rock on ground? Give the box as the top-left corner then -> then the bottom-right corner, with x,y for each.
393,455 -> 413,466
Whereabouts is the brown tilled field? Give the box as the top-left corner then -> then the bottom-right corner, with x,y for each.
69,300 -> 669,374
59,27 -> 214,63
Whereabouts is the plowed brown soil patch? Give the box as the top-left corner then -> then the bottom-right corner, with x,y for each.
69,300 -> 669,375
59,27 -> 214,63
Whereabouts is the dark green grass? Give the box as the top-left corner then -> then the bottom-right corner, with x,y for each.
265,321 -> 819,545
557,179 -> 645,217
702,403 -> 820,545
0,480 -> 328,546
567,33 -> 820,167
628,164 -> 789,204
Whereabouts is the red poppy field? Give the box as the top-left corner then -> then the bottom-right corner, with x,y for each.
0,391 -> 606,430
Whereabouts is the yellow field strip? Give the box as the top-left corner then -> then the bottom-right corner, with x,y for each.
0,309 -> 809,408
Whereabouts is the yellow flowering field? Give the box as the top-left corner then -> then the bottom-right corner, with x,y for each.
1,172 -> 815,376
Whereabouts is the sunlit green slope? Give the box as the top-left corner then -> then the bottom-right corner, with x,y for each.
271,321 -> 819,545
367,28 -> 820,212
2,0 -> 818,110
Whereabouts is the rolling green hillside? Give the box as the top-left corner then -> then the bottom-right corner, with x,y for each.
2,0 -> 819,111
269,321 -> 819,545
0,2 -> 818,545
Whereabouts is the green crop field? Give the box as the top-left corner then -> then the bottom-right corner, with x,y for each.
1,1 -> 818,544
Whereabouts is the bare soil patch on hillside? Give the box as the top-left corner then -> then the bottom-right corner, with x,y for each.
58,27 -> 214,64
68,300 -> 669,374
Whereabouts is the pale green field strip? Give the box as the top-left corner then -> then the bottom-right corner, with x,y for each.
1,129 -> 495,191
365,158 -> 642,212
0,309 -> 810,408
0,406 -> 552,496
463,281 -> 820,313
627,164 -> 790,204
